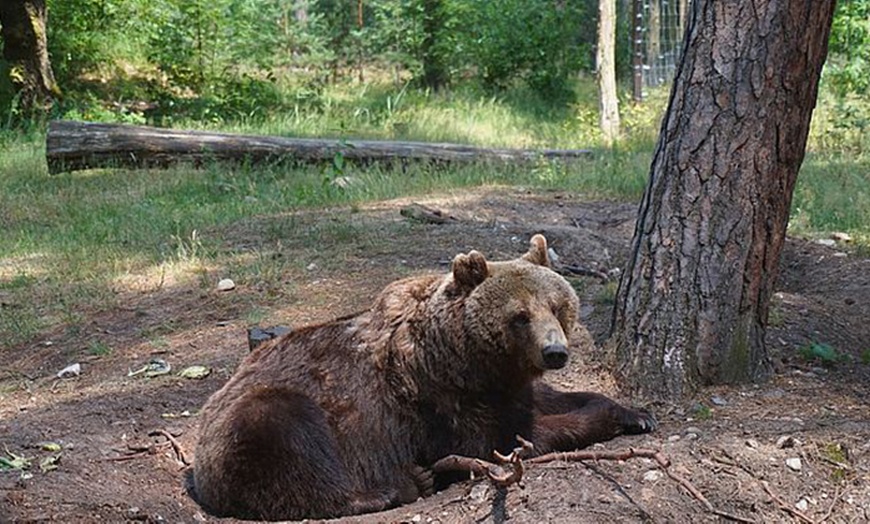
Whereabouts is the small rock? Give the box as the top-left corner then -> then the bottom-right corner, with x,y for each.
306,263 -> 318,271
762,388 -> 786,399
668,435 -> 681,443
815,238 -> 836,247
547,247 -> 560,264
831,232 -> 852,242
642,470 -> 663,483
795,498 -> 809,511
710,395 -> 728,406
178,365 -> 210,379
776,436 -> 797,449
786,457 -> 802,471
745,439 -> 760,449
470,482 -> 489,503
411,514 -> 422,523
217,278 -> 235,291
57,363 -> 81,379
247,325 -> 292,352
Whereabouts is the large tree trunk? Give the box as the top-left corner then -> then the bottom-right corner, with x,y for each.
611,0 -> 836,402
597,0 -> 620,146
45,121 -> 592,174
0,0 -> 60,112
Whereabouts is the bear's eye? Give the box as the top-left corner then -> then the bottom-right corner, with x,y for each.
511,311 -> 531,327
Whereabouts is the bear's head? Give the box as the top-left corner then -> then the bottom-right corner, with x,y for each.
453,235 -> 580,378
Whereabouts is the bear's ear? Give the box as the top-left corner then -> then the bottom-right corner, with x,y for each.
452,250 -> 489,290
521,234 -> 551,267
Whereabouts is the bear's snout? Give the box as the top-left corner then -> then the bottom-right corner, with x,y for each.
541,343 -> 569,369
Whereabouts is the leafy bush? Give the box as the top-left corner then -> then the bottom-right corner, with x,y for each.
826,0 -> 870,96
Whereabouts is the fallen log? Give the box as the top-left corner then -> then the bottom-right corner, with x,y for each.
46,120 -> 593,174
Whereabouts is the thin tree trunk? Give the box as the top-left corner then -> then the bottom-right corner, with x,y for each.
597,0 -> 620,145
611,0 -> 836,401
646,0 -> 661,67
0,0 -> 60,112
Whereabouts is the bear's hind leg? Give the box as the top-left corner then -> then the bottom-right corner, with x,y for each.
193,386 -> 356,520
531,383 -> 656,453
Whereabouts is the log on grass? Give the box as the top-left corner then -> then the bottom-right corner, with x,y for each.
46,120 -> 593,174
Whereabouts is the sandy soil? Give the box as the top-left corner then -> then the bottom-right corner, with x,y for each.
1,188 -> 868,523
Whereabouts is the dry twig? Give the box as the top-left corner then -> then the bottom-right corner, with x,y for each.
528,446 -> 668,466
760,481 -> 816,524
818,485 -> 843,524
439,444 -> 756,523
148,429 -> 190,465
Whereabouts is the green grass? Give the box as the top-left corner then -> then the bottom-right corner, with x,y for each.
1,78 -> 869,352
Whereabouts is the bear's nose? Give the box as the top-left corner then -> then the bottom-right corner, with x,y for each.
542,343 -> 568,369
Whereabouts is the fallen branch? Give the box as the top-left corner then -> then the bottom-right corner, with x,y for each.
148,429 -> 190,466
46,121 -> 593,174
818,485 -> 843,524
556,265 -> 611,283
583,462 -> 655,522
760,481 -> 815,524
432,435 -> 533,489
400,203 -> 457,225
528,446 -> 668,466
105,441 -> 171,462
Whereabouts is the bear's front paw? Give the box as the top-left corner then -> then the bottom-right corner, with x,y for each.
621,408 -> 658,435
410,465 -> 435,498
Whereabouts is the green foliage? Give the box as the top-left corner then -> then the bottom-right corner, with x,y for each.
798,341 -> 845,366
461,0 -> 593,99
88,341 -> 113,356
827,0 -> 870,96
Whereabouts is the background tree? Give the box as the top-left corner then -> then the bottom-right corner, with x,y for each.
597,0 -> 619,145
611,0 -> 837,401
0,0 -> 60,113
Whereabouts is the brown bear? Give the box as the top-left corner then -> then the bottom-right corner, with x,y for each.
189,235 -> 655,521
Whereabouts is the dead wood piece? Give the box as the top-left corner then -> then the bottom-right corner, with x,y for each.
530,448 -> 754,523
528,446 -> 669,466
760,481 -> 816,524
487,435 -> 533,488
45,120 -> 593,174
148,429 -> 190,466
431,435 -> 533,490
556,265 -> 611,282
400,203 -> 457,225
436,445 -> 756,523
583,462 -> 655,522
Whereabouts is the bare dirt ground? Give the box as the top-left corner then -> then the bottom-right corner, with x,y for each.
1,187 -> 868,523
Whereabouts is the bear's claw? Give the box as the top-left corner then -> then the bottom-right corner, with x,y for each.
623,408 -> 658,435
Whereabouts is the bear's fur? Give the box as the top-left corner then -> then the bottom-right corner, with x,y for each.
190,235 -> 655,521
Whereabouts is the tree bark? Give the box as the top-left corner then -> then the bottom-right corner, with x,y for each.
45,120 -> 592,174
0,0 -> 60,112
597,0 -> 620,146
611,0 -> 836,401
